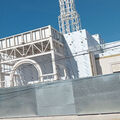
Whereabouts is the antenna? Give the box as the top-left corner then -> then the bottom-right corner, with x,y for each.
58,0 -> 81,34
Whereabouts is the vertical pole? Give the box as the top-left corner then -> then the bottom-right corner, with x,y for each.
64,68 -> 67,79
0,54 -> 4,87
50,42 -> 58,81
49,26 -> 58,81
21,34 -> 25,56
5,38 -> 7,48
0,62 -> 2,87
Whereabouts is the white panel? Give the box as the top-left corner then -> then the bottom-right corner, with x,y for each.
44,28 -> 50,38
15,37 -> 18,46
2,39 -> 6,48
18,36 -> 22,45
64,30 -> 93,78
5,76 -> 10,87
10,37 -> 14,46
7,38 -> 10,47
112,63 -> 120,73
23,33 -> 31,43
23,34 -> 27,43
0,41 -> 2,49
27,33 -> 31,42
36,31 -> 40,40
41,29 -> 45,39
33,32 -> 36,41
1,64 -> 4,72
23,34 -> 31,43
39,30 -> 42,39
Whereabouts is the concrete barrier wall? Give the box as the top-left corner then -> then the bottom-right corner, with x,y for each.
0,86 -> 37,117
0,73 -> 120,118
73,74 -> 120,114
35,81 -> 75,116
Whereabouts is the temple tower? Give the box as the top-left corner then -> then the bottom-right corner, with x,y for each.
58,0 -> 81,34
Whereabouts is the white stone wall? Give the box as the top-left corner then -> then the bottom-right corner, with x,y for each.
95,40 -> 120,75
64,29 -> 100,78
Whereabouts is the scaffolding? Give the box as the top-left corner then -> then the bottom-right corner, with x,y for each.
58,0 -> 81,34
0,26 -> 67,88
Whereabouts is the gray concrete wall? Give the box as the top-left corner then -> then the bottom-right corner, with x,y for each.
73,74 -> 120,114
0,73 -> 120,118
0,86 -> 37,118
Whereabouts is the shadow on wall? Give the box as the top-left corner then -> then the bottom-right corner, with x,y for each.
63,37 -> 79,79
16,64 -> 39,86
95,54 -> 103,75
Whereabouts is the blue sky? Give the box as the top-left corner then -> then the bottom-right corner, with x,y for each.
0,0 -> 120,43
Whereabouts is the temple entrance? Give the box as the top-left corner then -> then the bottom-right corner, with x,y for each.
10,59 -> 43,87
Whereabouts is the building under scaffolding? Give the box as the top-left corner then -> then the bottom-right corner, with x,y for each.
0,25 -> 104,88
0,26 -> 67,87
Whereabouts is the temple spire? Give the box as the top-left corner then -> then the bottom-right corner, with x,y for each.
58,0 -> 81,34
